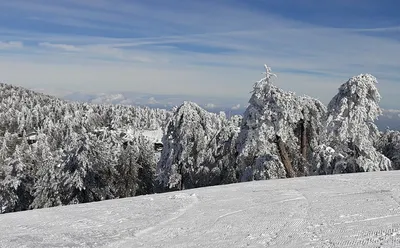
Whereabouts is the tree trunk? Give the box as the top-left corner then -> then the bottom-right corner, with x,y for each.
276,135 -> 295,178
301,120 -> 307,159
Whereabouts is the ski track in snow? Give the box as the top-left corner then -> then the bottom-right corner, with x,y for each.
2,171 -> 400,247
114,193 -> 200,247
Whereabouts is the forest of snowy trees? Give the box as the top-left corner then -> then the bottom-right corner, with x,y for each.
1,65 -> 400,214
0,84 -> 172,213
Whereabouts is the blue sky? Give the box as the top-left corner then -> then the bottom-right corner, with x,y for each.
0,0 -> 400,109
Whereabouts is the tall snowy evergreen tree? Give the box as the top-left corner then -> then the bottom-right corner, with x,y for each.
376,130 -> 400,170
135,135 -> 157,195
236,65 -> 326,181
156,102 -> 241,191
115,142 -> 139,197
320,74 -> 392,173
30,139 -> 63,209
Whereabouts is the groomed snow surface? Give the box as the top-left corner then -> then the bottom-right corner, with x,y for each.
2,171 -> 400,248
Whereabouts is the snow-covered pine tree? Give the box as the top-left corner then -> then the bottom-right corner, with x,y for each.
156,101 -> 241,191
30,138 -> 63,209
60,131 -> 120,204
236,65 -> 326,181
376,130 -> 400,170
0,140 -> 35,213
114,136 -> 142,198
135,135 -> 157,195
321,74 -> 392,173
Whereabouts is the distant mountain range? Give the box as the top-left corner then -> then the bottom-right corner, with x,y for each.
36,89 -> 399,131
377,109 -> 400,131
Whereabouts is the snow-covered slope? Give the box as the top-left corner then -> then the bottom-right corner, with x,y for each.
1,171 -> 400,248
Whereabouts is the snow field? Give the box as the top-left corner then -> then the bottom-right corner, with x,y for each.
1,171 -> 400,247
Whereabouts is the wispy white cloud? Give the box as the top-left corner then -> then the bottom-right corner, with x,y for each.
382,109 -> 400,114
38,42 -> 81,52
352,26 -> 400,32
0,41 -> 23,50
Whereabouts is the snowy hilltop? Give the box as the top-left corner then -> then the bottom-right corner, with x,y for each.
1,65 -> 399,213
